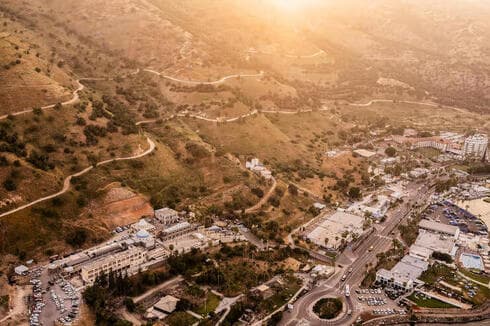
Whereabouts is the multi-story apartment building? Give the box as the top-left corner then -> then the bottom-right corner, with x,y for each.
463,134 -> 488,160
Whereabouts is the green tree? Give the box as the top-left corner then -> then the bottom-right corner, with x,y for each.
385,147 -> 397,157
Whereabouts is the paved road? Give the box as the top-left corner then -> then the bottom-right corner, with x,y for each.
0,78 -> 85,120
143,69 -> 264,85
347,99 -> 470,114
0,137 -> 155,218
247,49 -> 326,59
281,184 -> 431,326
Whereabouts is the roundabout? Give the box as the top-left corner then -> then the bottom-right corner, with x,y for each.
312,297 -> 343,320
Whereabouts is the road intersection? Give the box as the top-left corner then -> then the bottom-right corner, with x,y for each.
281,183 -> 431,325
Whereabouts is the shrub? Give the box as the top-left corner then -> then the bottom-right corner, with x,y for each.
66,228 -> 88,248
3,178 -> 17,191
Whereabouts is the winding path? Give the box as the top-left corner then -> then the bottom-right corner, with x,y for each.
245,177 -> 277,214
347,98 -> 470,114
247,49 -> 326,59
0,77 -> 109,121
143,69 -> 264,85
135,107 -> 332,126
0,137 -> 155,218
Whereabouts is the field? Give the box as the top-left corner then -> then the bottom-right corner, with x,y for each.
407,293 -> 456,309
165,311 -> 198,326
460,269 -> 490,285
194,292 -> 221,316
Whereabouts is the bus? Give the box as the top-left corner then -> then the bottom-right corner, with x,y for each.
345,284 -> 350,297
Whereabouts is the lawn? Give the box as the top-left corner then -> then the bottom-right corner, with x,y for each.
459,268 -> 490,285
407,293 -> 456,309
194,292 -> 221,316
415,147 -> 441,159
165,311 -> 198,326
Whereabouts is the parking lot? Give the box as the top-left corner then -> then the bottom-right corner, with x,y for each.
423,201 -> 488,235
354,288 -> 406,316
29,267 -> 82,326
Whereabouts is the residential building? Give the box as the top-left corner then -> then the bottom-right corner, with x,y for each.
155,208 -> 181,226
463,134 -> 488,160
412,138 -> 449,152
246,158 -> 273,180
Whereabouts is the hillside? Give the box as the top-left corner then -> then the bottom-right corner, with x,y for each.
1,0 -> 490,266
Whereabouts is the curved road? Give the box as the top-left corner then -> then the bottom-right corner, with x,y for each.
143,69 -> 264,85
0,77 -> 111,121
135,107 -> 331,126
0,137 -> 155,218
348,99 -> 470,114
247,49 -> 326,59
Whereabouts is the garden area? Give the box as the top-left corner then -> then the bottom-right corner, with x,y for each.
407,292 -> 456,309
313,297 -> 343,319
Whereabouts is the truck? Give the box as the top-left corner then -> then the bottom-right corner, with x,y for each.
345,284 -> 350,297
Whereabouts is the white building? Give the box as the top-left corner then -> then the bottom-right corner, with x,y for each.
132,218 -> 156,232
353,149 -> 377,159
463,134 -> 488,160
246,158 -> 273,180
376,255 -> 428,292
409,168 -> 429,179
412,139 -> 448,152
81,247 -> 147,284
14,265 -> 29,275
418,219 -> 460,239
411,231 -> 457,258
380,157 -> 398,166
155,208 -> 181,226
347,194 -> 391,219
160,221 -> 201,241
134,229 -> 156,248
306,211 -> 365,250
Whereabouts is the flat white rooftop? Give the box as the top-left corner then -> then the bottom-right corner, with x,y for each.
419,219 -> 459,237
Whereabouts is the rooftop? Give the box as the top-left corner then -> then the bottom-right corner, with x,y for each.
414,231 -> 456,255
419,219 -> 459,237
154,295 -> 179,314
353,149 -> 377,158
155,207 -> 179,217
162,221 -> 191,234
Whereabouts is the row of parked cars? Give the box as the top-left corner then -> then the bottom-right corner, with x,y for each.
372,309 -> 406,316
29,268 -> 44,326
356,288 -> 383,295
358,296 -> 387,306
53,277 -> 80,325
